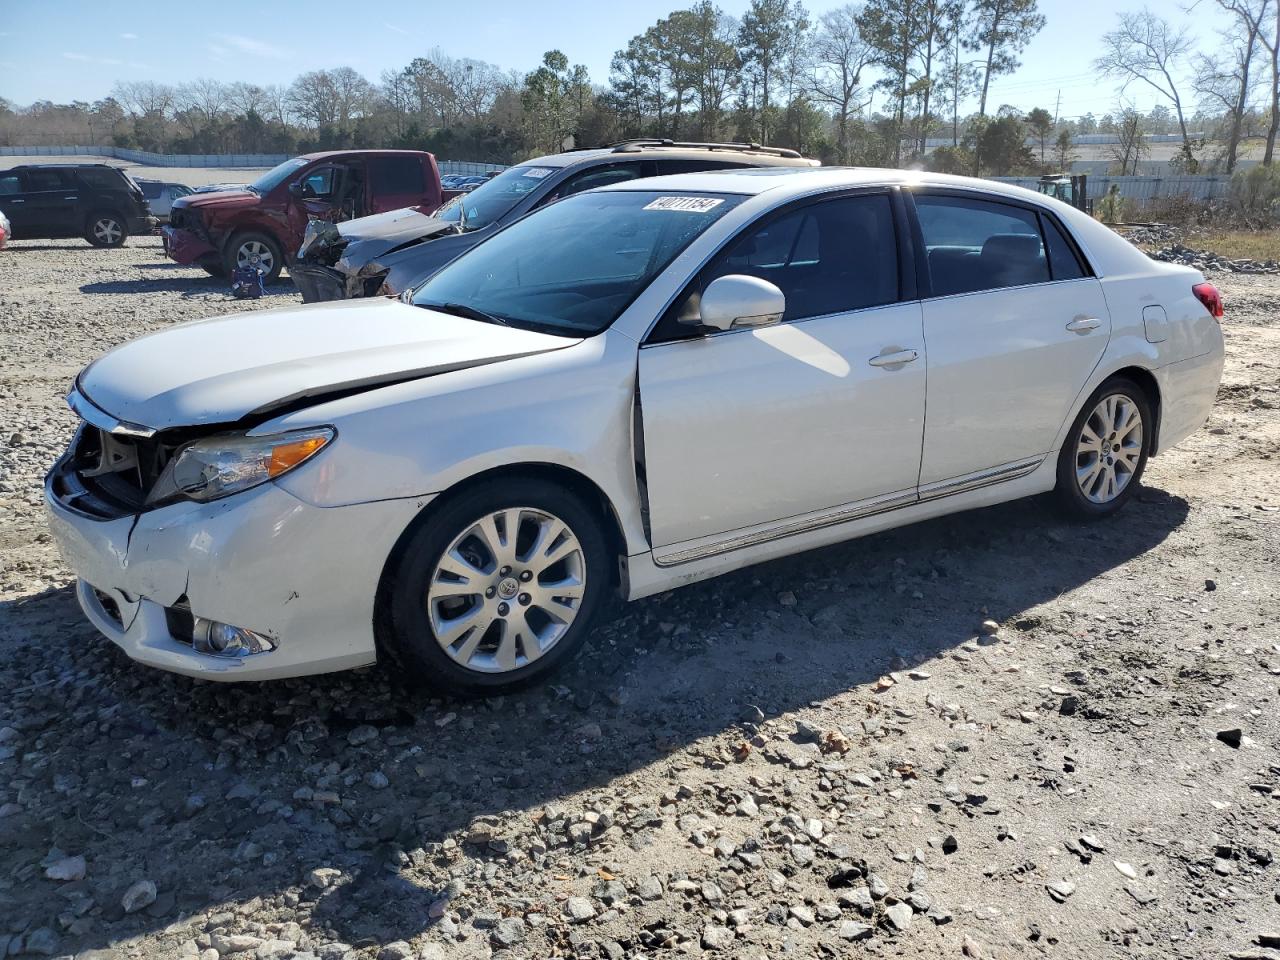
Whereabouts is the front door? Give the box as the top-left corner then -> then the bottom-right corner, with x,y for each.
638,191 -> 926,550
911,191 -> 1112,485
15,169 -> 79,237
0,172 -> 27,237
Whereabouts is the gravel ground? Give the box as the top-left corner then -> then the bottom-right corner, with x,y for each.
1,238 -> 1278,960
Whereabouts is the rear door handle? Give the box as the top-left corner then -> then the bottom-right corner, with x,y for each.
868,349 -> 920,368
63,196 -> 78,200
1065,317 -> 1102,333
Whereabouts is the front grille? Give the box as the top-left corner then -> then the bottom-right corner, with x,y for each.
49,425 -> 179,519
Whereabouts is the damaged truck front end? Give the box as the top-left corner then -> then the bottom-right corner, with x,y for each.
293,209 -> 458,304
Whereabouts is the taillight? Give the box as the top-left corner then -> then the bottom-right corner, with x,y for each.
1192,282 -> 1224,320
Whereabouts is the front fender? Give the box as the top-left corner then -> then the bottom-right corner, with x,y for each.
269,331 -> 651,556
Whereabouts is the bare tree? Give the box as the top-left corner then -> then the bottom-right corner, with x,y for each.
1094,9 -> 1198,168
1195,0 -> 1269,172
227,82 -> 269,117
1261,0 -> 1279,162
111,80 -> 175,118
811,4 -> 876,162
289,70 -> 340,129
1110,105 -> 1148,174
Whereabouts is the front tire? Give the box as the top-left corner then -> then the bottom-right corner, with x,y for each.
86,211 -> 127,248
380,478 -> 612,696
1054,377 -> 1152,518
224,231 -> 283,284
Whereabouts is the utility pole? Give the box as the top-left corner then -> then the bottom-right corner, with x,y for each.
1053,90 -> 1061,127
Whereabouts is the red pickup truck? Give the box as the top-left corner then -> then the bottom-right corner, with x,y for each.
162,150 -> 446,283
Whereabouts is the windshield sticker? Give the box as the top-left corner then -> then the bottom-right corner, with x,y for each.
521,167 -> 553,179
643,196 -> 724,213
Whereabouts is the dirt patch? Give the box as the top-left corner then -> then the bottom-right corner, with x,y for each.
0,238 -> 1277,960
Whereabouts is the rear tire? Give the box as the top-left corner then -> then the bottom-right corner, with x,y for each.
1054,376 -> 1152,519
223,231 -> 283,284
379,478 -> 612,696
85,211 -> 127,248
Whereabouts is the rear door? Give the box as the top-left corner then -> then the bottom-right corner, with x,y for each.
368,154 -> 430,214
911,190 -> 1111,487
638,190 -> 926,551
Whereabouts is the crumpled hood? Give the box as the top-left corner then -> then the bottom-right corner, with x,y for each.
78,298 -> 578,431
173,190 -> 260,213
311,208 -> 456,267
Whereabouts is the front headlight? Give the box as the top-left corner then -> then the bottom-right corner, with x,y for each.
146,427 -> 334,506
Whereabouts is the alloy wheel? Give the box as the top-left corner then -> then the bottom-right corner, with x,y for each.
237,239 -> 274,273
426,507 -> 586,673
1075,393 -> 1144,504
93,217 -> 122,244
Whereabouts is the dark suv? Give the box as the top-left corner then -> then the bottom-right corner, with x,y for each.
292,140 -> 819,302
0,164 -> 156,247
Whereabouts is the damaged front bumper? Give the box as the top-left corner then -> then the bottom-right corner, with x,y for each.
291,260 -> 388,304
160,225 -> 217,266
44,460 -> 430,681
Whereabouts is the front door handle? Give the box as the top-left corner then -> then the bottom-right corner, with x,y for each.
868,348 -> 920,368
1065,317 -> 1102,333
63,196 -> 78,200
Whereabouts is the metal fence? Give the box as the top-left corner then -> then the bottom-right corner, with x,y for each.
0,146 -> 508,175
990,174 -> 1234,207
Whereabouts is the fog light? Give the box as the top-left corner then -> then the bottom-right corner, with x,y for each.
192,616 -> 276,657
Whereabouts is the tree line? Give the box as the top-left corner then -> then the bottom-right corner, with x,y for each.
0,0 -> 1275,178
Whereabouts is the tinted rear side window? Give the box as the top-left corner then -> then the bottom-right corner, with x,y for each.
0,174 -> 20,195
75,168 -> 127,190
915,194 -> 1049,296
139,181 -> 163,200
1041,213 -> 1087,281
369,156 -> 426,196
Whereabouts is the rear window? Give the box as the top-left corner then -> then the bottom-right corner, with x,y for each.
76,168 -> 128,190
370,156 -> 426,196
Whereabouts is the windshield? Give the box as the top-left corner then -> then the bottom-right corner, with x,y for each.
413,190 -> 742,336
248,157 -> 309,195
436,165 -> 557,231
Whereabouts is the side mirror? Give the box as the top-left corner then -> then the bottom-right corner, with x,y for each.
695,274 -> 786,331
287,181 -> 304,198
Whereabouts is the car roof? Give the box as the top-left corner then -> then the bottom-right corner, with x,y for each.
299,149 -> 434,162
520,143 -> 819,171
598,166 -> 1057,204
6,163 -> 120,170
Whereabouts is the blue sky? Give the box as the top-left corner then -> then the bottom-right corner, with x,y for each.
1,0 -> 1217,120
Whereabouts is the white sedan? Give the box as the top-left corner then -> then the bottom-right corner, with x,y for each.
45,168 -> 1225,694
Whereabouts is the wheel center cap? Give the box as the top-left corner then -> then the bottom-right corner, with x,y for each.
496,577 -> 519,600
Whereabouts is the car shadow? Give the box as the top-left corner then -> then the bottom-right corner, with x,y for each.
0,486 -> 1191,950
78,277 -> 300,298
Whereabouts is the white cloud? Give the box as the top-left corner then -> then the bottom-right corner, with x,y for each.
213,33 -> 287,59
63,51 -> 146,69
121,32 -> 139,40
